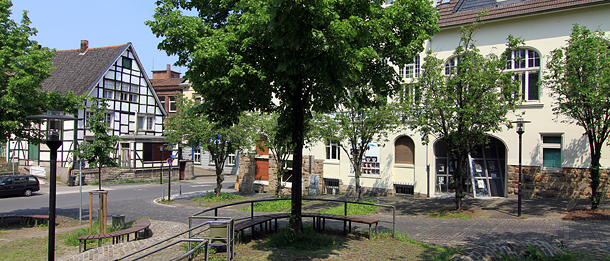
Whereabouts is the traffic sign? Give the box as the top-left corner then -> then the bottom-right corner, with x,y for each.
167,158 -> 173,164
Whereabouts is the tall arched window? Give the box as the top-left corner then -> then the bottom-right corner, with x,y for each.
506,49 -> 541,101
395,136 -> 415,164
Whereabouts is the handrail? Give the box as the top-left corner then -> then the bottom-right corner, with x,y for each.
190,197 -> 396,237
114,221 -> 211,261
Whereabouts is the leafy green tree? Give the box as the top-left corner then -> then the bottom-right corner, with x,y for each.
165,94 -> 252,196
407,21 -> 521,210
147,0 -> 438,231
0,0 -> 82,142
315,97 -> 400,201
246,112 -> 295,198
73,98 -> 121,191
545,24 -> 610,210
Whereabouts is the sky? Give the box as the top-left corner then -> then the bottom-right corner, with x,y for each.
11,0 -> 187,79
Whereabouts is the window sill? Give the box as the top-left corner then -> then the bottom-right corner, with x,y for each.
349,174 -> 381,179
394,163 -> 415,169
255,155 -> 269,159
518,102 -> 544,109
253,180 -> 269,185
324,160 -> 340,165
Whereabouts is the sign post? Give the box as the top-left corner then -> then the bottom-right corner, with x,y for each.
167,157 -> 173,201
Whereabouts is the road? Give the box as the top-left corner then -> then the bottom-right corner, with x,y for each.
0,175 -> 234,223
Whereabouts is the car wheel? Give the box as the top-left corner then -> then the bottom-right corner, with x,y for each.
24,189 -> 32,197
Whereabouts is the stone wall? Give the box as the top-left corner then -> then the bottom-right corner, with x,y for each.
507,165 -> 610,199
69,166 -> 180,184
237,154 -> 324,195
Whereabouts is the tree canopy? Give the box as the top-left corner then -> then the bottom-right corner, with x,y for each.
407,20 -> 521,210
148,0 -> 439,231
545,24 -> 610,210
165,94 -> 253,196
72,98 -> 120,191
0,0 -> 82,143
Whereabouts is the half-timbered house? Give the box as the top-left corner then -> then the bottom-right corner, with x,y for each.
8,40 -> 173,180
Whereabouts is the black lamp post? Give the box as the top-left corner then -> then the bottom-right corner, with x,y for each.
27,110 -> 78,261
511,118 -> 530,217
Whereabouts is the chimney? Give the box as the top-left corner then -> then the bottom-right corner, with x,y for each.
166,64 -> 171,75
80,40 -> 88,55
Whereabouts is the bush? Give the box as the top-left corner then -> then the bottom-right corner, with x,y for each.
266,226 -> 336,251
192,191 -> 243,203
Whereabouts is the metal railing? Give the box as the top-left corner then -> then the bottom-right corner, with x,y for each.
190,197 -> 396,237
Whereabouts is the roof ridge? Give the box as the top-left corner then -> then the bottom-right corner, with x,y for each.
55,43 -> 128,53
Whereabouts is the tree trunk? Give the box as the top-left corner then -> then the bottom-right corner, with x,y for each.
215,167 -> 223,197
290,84 -> 304,232
98,166 -> 102,191
355,172 -> 362,202
590,149 -> 602,210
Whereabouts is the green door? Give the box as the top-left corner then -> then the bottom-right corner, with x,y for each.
28,142 -> 39,160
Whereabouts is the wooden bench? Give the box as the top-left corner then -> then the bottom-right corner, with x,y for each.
233,213 -> 379,240
78,219 -> 151,253
0,215 -> 49,227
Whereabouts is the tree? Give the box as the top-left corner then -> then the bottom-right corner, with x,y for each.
407,20 -> 521,210
0,0 -> 82,142
315,97 -> 400,201
72,98 -> 121,191
245,112 -> 294,198
545,24 -> 610,210
148,0 -> 438,231
164,94 -> 252,197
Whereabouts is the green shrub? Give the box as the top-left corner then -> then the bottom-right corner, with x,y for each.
265,226 -> 336,251
318,201 -> 377,216
191,191 -> 243,203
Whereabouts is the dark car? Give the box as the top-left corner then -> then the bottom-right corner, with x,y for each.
0,175 -> 40,197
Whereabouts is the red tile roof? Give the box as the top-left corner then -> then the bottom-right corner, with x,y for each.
438,0 -> 610,28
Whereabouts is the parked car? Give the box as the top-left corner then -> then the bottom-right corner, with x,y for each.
0,175 -> 40,197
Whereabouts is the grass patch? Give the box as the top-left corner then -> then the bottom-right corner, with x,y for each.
265,226 -> 337,251
426,209 -> 471,219
318,201 -> 377,216
239,199 -> 294,212
64,221 -> 128,246
378,231 -> 460,261
191,191 -> 243,203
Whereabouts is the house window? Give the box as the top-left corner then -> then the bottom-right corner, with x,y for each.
326,139 -> 340,160
103,90 -> 113,99
138,116 -> 153,130
146,117 -> 154,130
122,57 -> 132,69
169,96 -> 176,112
104,113 -> 113,126
142,143 -> 164,161
159,96 -> 166,110
130,85 -> 138,93
85,112 -> 95,123
227,154 -> 236,166
395,136 -> 415,164
506,49 -> 541,101
398,56 -> 420,79
445,57 -> 458,75
542,135 -> 562,168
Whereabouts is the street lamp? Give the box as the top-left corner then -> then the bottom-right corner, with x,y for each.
511,117 -> 530,217
27,110 -> 78,261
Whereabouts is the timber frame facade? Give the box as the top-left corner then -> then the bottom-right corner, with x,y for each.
7,41 -> 173,172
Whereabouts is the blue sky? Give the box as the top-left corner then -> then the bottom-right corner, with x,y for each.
11,0 -> 186,79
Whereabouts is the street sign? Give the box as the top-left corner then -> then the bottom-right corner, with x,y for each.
167,158 -> 173,165
170,154 -> 177,159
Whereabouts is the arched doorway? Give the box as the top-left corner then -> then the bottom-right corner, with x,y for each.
434,136 -> 507,197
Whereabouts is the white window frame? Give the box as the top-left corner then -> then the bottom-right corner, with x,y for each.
326,139 -> 341,160
169,96 -> 177,112
398,56 -> 420,79
193,148 -> 202,165
541,134 -> 562,170
104,113 -> 113,126
146,117 -> 154,130
227,153 -> 236,166
506,49 -> 541,101
137,115 -> 154,130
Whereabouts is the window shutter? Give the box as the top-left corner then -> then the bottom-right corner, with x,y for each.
395,136 -> 414,164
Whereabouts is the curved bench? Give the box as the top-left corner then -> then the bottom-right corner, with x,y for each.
0,215 -> 49,227
78,219 -> 151,252
233,213 -> 379,241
